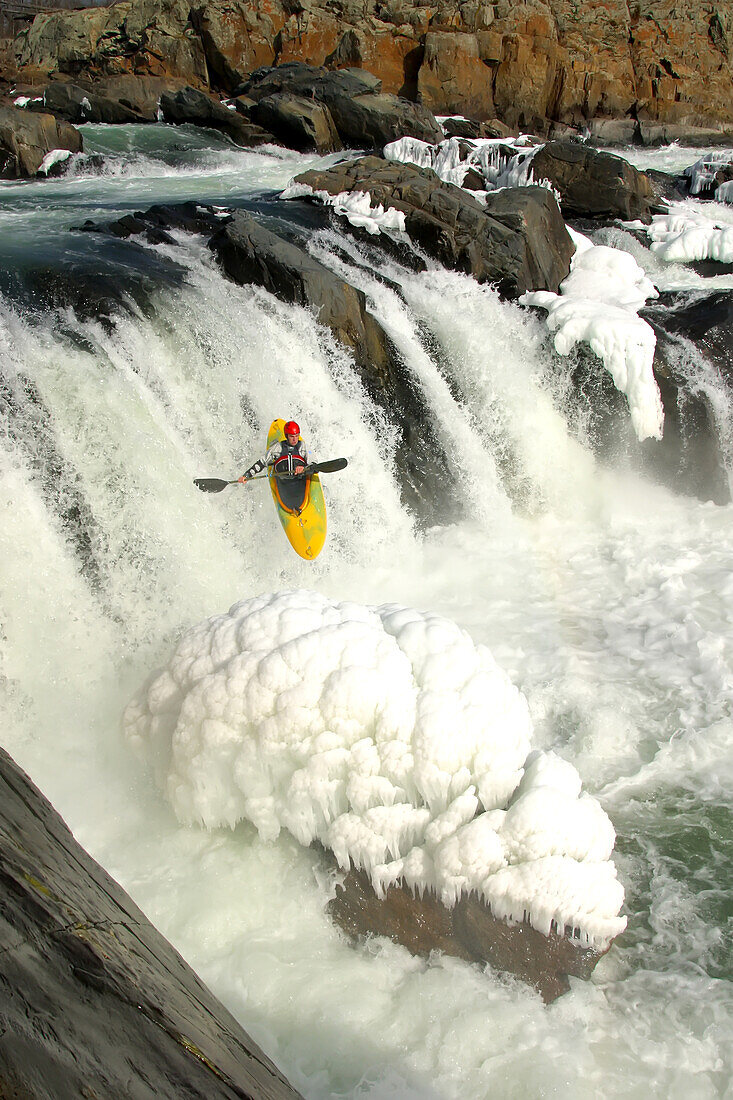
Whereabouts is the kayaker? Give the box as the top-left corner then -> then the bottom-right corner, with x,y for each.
239,420 -> 309,483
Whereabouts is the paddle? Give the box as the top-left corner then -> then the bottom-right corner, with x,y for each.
194,458 -> 348,494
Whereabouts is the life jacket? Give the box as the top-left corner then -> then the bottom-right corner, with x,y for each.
272,440 -> 307,478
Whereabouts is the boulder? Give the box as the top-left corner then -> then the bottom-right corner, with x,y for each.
30,80 -> 146,124
584,118 -> 639,146
250,93 -> 342,153
329,863 -> 606,1003
529,140 -> 656,220
0,104 -> 82,178
0,746 -> 303,1099
236,60 -> 383,101
159,84 -> 275,145
291,155 -> 575,296
93,73 -> 191,120
239,62 -> 443,148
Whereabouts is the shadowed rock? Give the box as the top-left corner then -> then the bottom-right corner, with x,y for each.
249,93 -> 342,153
29,81 -> 147,124
160,85 -> 275,146
291,155 -> 575,296
0,104 -> 82,177
0,746 -> 303,1099
328,863 -> 606,1003
529,141 -> 656,221
239,62 -> 443,149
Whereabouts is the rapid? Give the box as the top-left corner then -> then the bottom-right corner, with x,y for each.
1,124 -> 732,1097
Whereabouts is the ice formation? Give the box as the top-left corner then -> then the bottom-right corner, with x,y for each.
682,152 -> 733,196
521,236 -> 663,442
383,135 -> 552,195
38,149 -> 72,176
125,590 -> 626,947
647,207 -> 733,264
280,182 -> 406,235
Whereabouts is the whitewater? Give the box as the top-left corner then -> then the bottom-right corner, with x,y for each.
1,124 -> 732,1097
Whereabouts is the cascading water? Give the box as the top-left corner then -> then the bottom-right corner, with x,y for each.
1,125 -> 732,1098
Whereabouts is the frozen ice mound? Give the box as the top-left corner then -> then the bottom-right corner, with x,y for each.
125,590 -> 626,948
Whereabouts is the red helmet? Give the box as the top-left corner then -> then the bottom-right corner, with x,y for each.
284,420 -> 300,437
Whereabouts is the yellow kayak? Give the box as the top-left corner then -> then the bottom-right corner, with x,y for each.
266,419 -> 327,560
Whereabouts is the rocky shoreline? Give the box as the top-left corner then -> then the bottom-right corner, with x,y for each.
3,0 -> 733,134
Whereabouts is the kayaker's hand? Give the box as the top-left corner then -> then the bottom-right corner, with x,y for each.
238,476 -> 248,484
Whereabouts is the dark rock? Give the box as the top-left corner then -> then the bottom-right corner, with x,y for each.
0,746 -> 303,1099
29,81 -> 146,124
94,74 -> 191,121
236,61 -> 383,103
645,167 -> 691,209
322,91 -> 443,150
565,291 -> 733,505
159,85 -> 276,146
251,93 -> 342,153
329,863 -> 605,1003
0,104 -> 82,178
291,156 -> 574,296
529,140 -> 656,221
238,62 -> 442,149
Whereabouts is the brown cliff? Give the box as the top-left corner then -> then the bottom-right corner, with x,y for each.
9,0 -> 733,132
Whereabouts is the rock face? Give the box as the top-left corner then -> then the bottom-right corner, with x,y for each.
329,863 -> 605,1003
0,104 -> 82,177
530,140 -> 658,221
291,155 -> 575,296
11,0 -> 733,131
0,746 -> 303,1099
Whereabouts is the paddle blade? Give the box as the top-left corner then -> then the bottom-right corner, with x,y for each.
194,478 -> 231,493
311,458 -> 348,474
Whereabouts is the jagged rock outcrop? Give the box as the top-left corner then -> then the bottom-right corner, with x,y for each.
10,0 -> 733,133
291,155 -> 575,296
329,863 -> 606,1003
159,83 -> 275,144
0,104 -> 82,177
529,140 -> 657,220
239,62 -> 444,148
0,746 -> 303,1099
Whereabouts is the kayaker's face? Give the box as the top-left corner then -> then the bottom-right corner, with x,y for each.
286,431 -> 298,445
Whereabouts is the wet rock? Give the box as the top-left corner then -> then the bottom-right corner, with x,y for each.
529,140 -> 656,221
0,104 -> 82,178
250,92 -> 342,153
291,155 -> 574,296
0,746 -> 303,1099
328,863 -> 605,1003
159,84 -> 276,145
